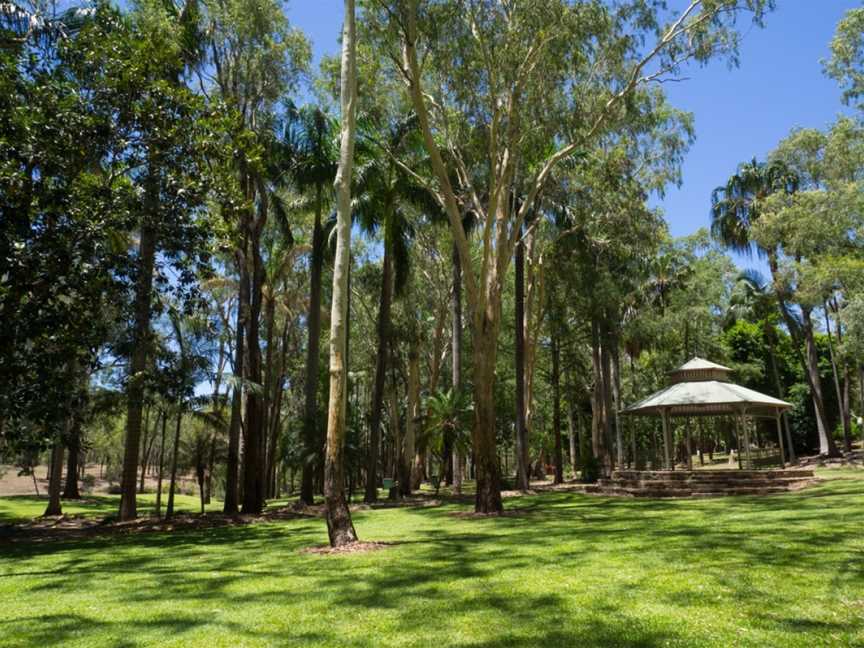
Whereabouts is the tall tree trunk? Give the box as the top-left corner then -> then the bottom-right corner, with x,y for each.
551,331 -> 563,484
166,410 -> 182,520
771,254 -> 836,457
138,406 -> 151,494
801,307 -> 839,456
859,364 -> 864,450
62,418 -> 81,499
610,335 -> 623,469
601,324 -> 615,474
590,318 -> 610,470
301,195 -> 325,505
267,321 -> 290,498
261,294 -> 276,491
364,247 -> 393,502
119,220 -> 157,521
196,455 -> 206,515
472,324 -> 503,513
824,305 -> 852,452
767,344 -> 796,462
224,280 -> 245,515
401,342 -> 420,497
567,404 -> 577,476
324,0 -> 359,547
43,442 -> 64,516
451,242 -> 464,494
155,410 -> 167,517
242,229 -> 266,513
514,235 -> 529,490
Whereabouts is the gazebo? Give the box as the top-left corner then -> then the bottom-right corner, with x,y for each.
621,358 -> 793,470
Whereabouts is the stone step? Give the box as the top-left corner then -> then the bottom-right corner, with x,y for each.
598,477 -> 812,489
611,469 -> 814,481
585,485 -> 797,498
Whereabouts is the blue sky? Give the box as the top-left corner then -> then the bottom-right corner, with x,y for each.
288,1 -> 858,265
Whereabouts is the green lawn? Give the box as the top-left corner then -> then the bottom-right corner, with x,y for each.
1,471 -> 862,647
0,492 -> 221,523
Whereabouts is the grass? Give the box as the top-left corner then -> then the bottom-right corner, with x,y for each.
1,470 -> 862,647
0,492 -> 221,523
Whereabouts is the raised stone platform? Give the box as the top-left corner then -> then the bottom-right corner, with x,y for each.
585,468 -> 817,498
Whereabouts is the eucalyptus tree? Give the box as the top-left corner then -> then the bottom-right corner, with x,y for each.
323,0 -> 359,547
826,7 -> 864,112
364,0 -> 771,512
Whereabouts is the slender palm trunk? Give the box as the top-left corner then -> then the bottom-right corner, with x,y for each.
242,231 -> 266,513
261,294 -> 276,490
824,305 -> 852,452
551,331 -> 563,484
324,0 -> 359,547
166,410 -> 182,519
767,343 -> 796,462
451,242 -> 464,494
155,411 -> 167,517
267,321 -> 290,498
224,279 -> 245,514
138,407 -> 151,494
120,219 -> 157,521
400,342 -> 420,497
610,335 -> 623,469
365,247 -> 393,502
514,236 -> 529,490
301,199 -> 325,505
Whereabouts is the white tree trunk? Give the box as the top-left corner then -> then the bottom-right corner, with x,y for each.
323,0 -> 358,547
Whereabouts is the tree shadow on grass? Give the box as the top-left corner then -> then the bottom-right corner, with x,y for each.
0,476 -> 862,646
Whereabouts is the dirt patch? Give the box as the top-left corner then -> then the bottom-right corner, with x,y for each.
300,541 -> 393,555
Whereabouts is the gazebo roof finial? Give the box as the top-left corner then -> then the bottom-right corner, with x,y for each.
668,357 -> 732,384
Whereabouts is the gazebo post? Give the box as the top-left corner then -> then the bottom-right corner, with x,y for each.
734,415 -> 743,470
685,417 -> 693,471
775,410 -> 786,467
661,409 -> 672,470
741,411 -> 753,470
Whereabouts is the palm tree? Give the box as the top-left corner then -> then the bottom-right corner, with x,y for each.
353,113 -> 439,503
420,389 -> 473,495
711,159 -> 838,457
727,270 -> 796,462
285,104 -> 338,505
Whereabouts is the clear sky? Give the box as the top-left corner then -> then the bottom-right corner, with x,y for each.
288,1 -> 859,264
